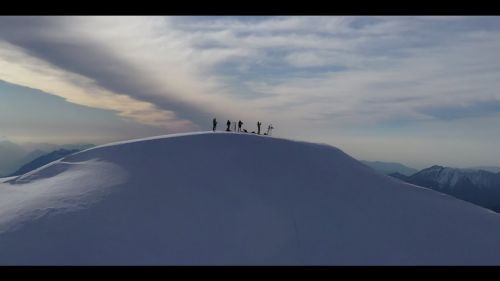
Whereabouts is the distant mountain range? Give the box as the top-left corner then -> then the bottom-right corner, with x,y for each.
467,166 -> 500,173
390,166 -> 500,213
360,160 -> 418,176
0,140 -> 28,176
361,160 -> 500,213
0,141 -> 94,177
8,149 -> 82,177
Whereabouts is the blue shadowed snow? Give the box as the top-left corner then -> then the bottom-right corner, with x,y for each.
0,132 -> 500,265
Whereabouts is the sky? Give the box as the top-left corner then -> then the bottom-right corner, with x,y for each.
1,16 -> 500,169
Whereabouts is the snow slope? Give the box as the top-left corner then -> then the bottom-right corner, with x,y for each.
1,132 -> 500,265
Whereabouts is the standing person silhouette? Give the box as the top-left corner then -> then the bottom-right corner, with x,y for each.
212,118 -> 217,132
226,120 -> 231,131
238,120 -> 243,132
257,121 -> 262,135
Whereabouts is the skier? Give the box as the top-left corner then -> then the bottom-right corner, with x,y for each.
238,120 -> 243,132
212,118 -> 217,132
226,120 -> 231,131
266,124 -> 274,136
257,121 -> 262,135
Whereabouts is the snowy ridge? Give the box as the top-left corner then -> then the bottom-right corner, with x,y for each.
1,132 -> 500,265
397,165 -> 500,213
411,165 -> 500,189
80,131 -> 281,153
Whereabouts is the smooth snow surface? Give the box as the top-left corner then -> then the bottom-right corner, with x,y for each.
0,132 -> 500,265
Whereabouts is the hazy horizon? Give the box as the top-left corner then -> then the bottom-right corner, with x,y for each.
1,16 -> 500,169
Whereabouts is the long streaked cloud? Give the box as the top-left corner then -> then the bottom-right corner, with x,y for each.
0,41 -> 195,131
1,16 -> 500,137
0,16 -> 276,129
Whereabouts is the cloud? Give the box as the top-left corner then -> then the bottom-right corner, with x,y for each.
418,100 -> 500,120
0,40 -> 193,132
1,16 -> 500,147
0,16 -> 281,128
285,52 -> 333,68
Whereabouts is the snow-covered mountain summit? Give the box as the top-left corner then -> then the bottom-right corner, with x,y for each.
394,165 -> 500,213
411,165 -> 500,189
1,132 -> 500,265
